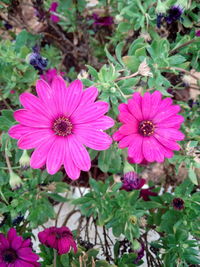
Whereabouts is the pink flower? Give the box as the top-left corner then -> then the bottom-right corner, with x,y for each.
196,30 -> 200,37
0,228 -> 40,266
49,2 -> 60,23
9,76 -> 114,180
40,68 -> 65,85
113,91 -> 184,164
38,226 -> 77,255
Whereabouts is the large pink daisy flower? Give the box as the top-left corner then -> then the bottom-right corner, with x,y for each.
0,228 -> 40,266
9,76 -> 114,179
113,91 -> 184,163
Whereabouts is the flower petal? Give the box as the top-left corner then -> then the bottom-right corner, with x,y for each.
128,134 -> 144,163
113,131 -> 124,142
8,125 -> 32,140
118,111 -> 136,124
142,92 -> 151,120
154,133 -> 180,151
149,91 -> 162,119
128,98 -> 143,121
30,136 -> 56,169
63,138 -> 80,180
153,105 -> 181,123
75,116 -> 114,130
0,234 -> 9,250
157,115 -> 184,129
46,137 -> 65,175
36,79 -> 53,101
80,86 -> 98,105
118,103 -> 129,112
143,137 -> 164,163
18,248 -> 39,262
68,135 -> 91,171
71,102 -> 109,124
119,134 -> 136,148
18,129 -> 53,149
155,128 -> 185,141
118,122 -> 138,135
14,110 -> 51,128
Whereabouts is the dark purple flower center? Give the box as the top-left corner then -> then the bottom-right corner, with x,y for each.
53,116 -> 73,136
56,231 -> 72,239
139,120 -> 155,136
3,249 -> 18,263
173,198 -> 184,210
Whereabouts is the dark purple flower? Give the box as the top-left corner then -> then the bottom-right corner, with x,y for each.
156,14 -> 164,28
121,172 -> 146,191
28,47 -> 48,73
140,187 -> 158,201
49,2 -> 60,23
92,13 -> 113,27
165,5 -> 183,24
134,241 -> 145,264
172,198 -> 184,210
4,22 -> 13,30
196,30 -> 200,37
12,215 -> 24,226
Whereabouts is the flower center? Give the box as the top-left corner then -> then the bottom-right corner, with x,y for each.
53,116 -> 73,136
3,249 -> 18,263
139,120 -> 155,136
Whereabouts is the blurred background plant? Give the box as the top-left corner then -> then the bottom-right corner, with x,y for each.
0,0 -> 200,266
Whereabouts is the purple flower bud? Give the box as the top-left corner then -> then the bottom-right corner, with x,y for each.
92,13 -> 113,27
121,172 -> 146,191
165,5 -> 183,24
172,197 -> 184,210
28,52 -> 48,73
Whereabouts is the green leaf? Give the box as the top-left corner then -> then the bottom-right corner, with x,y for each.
118,22 -> 132,33
188,168 -> 198,185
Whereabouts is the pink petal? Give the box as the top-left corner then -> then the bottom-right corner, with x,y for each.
0,263 -> 6,267
36,79 -> 52,101
149,91 -> 162,119
21,239 -> 31,248
30,136 -> 56,169
155,128 -> 185,141
14,110 -> 51,128
157,97 -> 173,111
68,135 -> 91,171
0,234 -> 9,250
156,115 -> 184,129
64,80 -> 83,116
118,111 -> 136,124
14,260 -> 34,267
118,122 -> 138,135
58,238 -> 70,254
119,134 -> 135,148
46,137 -> 65,175
142,92 -> 151,120
153,105 -> 181,123
8,125 -> 31,139
128,134 -> 144,163
18,248 -> 39,262
74,127 -> 112,150
10,235 -> 23,250
80,86 -> 98,105
128,98 -> 143,121
51,75 -> 68,115
143,137 -> 164,163
133,92 -> 142,107
18,129 -> 53,149
7,228 -> 17,242
19,92 -> 52,119
154,133 -> 180,151
76,116 -> 114,130
152,137 -> 174,159
113,131 -> 124,142
71,101 -> 109,124
63,138 -> 80,180
118,103 -> 129,112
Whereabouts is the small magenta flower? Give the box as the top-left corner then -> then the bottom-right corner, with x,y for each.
196,30 -> 200,37
40,68 -> 65,85
121,172 -> 146,191
0,228 -> 40,266
165,5 -> 183,24
9,76 -> 114,180
38,226 -> 77,255
49,2 -> 60,23
92,13 -> 113,27
172,197 -> 184,210
113,91 -> 184,164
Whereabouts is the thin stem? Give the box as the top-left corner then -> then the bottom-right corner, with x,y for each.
169,39 -> 199,55
55,192 -> 68,227
116,71 -> 139,81
62,209 -> 79,226
0,188 -> 9,205
53,249 -> 57,267
5,150 -> 12,174
160,67 -> 200,81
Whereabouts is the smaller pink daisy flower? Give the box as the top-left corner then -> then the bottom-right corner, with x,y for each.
40,68 -> 65,85
0,228 -> 40,266
38,226 -> 77,255
113,91 -> 184,164
49,2 -> 60,23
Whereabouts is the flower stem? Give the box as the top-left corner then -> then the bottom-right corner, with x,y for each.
53,249 -> 57,267
160,67 -> 200,80
169,39 -> 199,55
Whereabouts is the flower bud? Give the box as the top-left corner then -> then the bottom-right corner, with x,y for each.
19,150 -> 30,169
9,171 -> 23,190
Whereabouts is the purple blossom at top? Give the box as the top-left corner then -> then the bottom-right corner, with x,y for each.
121,172 -> 146,191
92,13 -> 113,27
165,5 -> 183,24
49,2 -> 60,23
